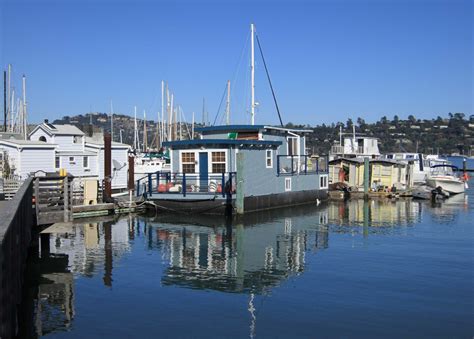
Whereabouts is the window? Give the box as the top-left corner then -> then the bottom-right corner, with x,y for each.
266,150 -> 273,168
320,175 -> 328,189
181,152 -> 196,173
211,151 -> 226,173
287,137 -> 298,156
55,156 -> 60,169
285,177 -> 292,191
39,136 -> 47,142
73,136 -> 82,143
83,156 -> 89,169
69,156 -> 75,163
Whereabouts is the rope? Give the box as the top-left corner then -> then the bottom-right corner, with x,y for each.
255,34 -> 284,127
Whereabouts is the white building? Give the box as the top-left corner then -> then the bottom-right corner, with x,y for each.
330,136 -> 380,160
0,134 -> 57,179
28,121 -> 130,189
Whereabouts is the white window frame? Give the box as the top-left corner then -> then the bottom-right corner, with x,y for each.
285,177 -> 292,191
211,151 -> 227,173
265,149 -> 273,168
320,175 -> 328,189
287,137 -> 297,156
180,151 -> 197,174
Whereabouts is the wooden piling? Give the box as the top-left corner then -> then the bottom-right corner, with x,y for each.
236,153 -> 244,214
104,133 -> 112,198
363,157 -> 370,197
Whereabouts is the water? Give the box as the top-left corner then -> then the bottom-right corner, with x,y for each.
18,183 -> 474,338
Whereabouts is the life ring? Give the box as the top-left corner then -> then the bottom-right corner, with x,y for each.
462,172 -> 469,181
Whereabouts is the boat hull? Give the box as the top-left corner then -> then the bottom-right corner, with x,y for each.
426,177 -> 465,194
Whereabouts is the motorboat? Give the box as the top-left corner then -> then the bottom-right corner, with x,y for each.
426,164 -> 467,194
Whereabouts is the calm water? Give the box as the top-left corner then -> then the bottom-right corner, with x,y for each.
18,182 -> 474,338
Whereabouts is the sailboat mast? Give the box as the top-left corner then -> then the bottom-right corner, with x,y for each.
3,71 -> 6,132
134,106 -> 138,151
7,65 -> 11,132
143,110 -> 147,151
161,80 -> 165,147
250,23 -> 255,125
192,111 -> 195,140
22,75 -> 27,139
226,80 -> 231,125
110,100 -> 114,142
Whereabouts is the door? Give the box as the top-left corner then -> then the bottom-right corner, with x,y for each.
199,152 -> 209,192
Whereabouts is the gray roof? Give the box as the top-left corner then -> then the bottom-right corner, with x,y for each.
57,150 -> 97,156
0,138 -> 57,148
49,124 -> 85,135
85,136 -> 130,148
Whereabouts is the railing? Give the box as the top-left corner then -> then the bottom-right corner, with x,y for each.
0,178 -> 33,338
34,175 -> 74,226
330,145 -> 365,155
136,171 -> 237,198
277,155 -> 328,176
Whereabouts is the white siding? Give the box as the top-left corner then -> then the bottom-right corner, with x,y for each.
54,135 -> 83,152
96,148 -> 129,189
30,128 -> 53,143
59,154 -> 99,178
20,148 -> 56,178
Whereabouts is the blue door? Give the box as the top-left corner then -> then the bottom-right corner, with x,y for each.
199,152 -> 209,192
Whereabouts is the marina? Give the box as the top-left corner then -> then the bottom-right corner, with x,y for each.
7,184 -> 474,338
1,1 -> 472,337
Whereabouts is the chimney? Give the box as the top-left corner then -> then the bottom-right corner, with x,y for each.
44,119 -> 49,124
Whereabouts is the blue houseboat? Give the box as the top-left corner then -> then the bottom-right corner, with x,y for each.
137,125 -> 329,215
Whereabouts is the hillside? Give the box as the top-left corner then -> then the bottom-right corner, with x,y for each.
53,113 -> 474,156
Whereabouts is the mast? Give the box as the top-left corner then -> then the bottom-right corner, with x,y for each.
3,71 -> 6,132
110,100 -> 114,142
134,106 -> 138,151
7,64 -> 11,132
250,24 -> 255,125
22,75 -> 27,139
169,94 -> 174,141
178,106 -> 182,140
202,97 -> 206,126
192,111 -> 195,140
226,80 -> 231,125
161,80 -> 165,147
143,110 -> 147,151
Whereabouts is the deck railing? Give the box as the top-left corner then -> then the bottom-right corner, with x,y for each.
277,155 -> 328,176
136,171 -> 237,198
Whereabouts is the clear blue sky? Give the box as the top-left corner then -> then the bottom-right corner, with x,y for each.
1,0 -> 472,126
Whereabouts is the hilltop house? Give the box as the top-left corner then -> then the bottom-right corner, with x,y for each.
28,120 -> 130,189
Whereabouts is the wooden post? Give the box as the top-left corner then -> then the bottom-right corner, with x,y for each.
128,155 -> 134,190
104,133 -> 112,198
63,176 -> 69,221
364,157 -> 370,196
236,153 -> 244,214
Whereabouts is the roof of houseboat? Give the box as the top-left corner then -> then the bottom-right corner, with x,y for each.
162,139 -> 282,149
194,125 -> 312,133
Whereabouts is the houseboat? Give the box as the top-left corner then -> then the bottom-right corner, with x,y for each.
138,125 -> 329,215
328,157 -> 412,192
329,131 -> 380,160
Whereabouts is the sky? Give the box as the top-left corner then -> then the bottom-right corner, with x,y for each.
0,0 -> 472,126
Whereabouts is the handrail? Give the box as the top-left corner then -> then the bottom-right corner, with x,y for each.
136,171 -> 237,198
276,155 -> 329,176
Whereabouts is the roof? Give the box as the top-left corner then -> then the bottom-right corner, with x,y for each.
30,123 -> 85,137
329,157 -> 405,166
0,138 -> 57,149
194,124 -> 312,134
163,139 -> 282,149
85,137 -> 131,149
57,150 -> 97,156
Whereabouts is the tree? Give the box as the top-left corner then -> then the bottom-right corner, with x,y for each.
408,115 -> 416,123
357,117 -> 366,127
346,118 -> 353,129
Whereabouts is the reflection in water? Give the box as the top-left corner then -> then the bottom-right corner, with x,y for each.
16,195 -> 471,338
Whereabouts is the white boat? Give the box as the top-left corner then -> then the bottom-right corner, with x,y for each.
383,153 -> 448,185
134,153 -> 170,177
426,165 -> 467,194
